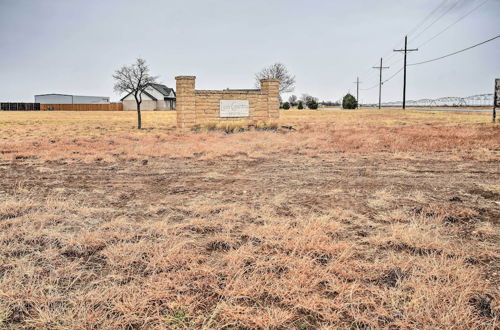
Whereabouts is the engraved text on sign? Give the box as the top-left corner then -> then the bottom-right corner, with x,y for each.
220,100 -> 249,117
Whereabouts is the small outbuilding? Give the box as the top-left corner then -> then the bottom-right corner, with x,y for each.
121,83 -> 176,111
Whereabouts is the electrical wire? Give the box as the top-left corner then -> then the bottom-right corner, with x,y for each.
383,0 -> 449,61
360,83 -> 379,91
360,66 -> 404,91
408,34 -> 500,66
411,0 -> 465,42
416,0 -> 490,48
357,0 -> 451,82
356,0 -> 491,101
360,33 -> 498,101
361,56 -> 403,88
382,67 -> 404,84
407,0 -> 449,37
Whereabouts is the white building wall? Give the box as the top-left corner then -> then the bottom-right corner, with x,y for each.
123,100 -> 158,111
73,95 -> 109,104
121,89 -> 175,110
35,94 -> 73,104
156,101 -> 168,110
35,94 -> 109,104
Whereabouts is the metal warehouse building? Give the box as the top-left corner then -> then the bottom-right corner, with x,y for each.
35,94 -> 110,104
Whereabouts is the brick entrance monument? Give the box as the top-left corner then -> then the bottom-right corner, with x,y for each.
175,76 -> 280,129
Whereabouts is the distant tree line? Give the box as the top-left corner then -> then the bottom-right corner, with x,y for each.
281,94 -> 342,110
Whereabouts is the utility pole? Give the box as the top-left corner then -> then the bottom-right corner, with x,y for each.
494,79 -> 499,123
352,77 -> 362,108
394,36 -> 418,109
373,58 -> 389,109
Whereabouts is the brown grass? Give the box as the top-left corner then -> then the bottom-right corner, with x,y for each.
0,110 -> 499,328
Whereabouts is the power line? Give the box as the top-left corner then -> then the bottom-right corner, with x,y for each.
370,0 -> 453,68
360,83 -> 379,91
407,0 -> 449,37
357,0 -> 453,88
383,67 -> 404,85
416,0 -> 490,48
411,0 -> 465,42
376,34 -> 498,105
356,1 -> 492,104
408,34 -> 500,66
361,61 -> 403,90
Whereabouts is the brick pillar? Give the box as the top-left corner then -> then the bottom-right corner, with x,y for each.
175,76 -> 196,129
260,79 -> 280,119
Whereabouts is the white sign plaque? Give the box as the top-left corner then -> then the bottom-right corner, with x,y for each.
220,100 -> 249,117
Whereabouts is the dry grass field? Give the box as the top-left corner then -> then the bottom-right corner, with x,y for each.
0,110 -> 499,329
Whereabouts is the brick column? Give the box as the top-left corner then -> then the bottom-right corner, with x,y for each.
175,76 -> 196,129
260,79 -> 280,119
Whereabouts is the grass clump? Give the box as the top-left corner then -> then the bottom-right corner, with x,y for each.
217,121 -> 246,134
255,121 -> 278,131
165,310 -> 190,326
201,121 -> 218,131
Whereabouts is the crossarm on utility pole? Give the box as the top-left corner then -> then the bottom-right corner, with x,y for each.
352,77 -> 363,108
373,58 -> 390,109
394,36 -> 418,109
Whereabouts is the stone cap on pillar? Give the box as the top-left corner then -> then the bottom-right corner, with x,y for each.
259,78 -> 280,83
175,76 -> 196,80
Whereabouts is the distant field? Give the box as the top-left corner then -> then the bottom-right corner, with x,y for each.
0,110 -> 499,328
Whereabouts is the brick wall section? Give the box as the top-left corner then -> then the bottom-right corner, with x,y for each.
175,76 -> 279,129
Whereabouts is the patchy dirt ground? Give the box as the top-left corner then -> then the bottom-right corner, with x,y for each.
0,110 -> 499,328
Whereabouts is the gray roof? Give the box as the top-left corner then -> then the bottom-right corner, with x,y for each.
150,84 -> 176,99
120,83 -> 176,101
35,93 -> 109,98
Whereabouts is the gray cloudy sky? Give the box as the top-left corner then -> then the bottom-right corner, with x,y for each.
1,0 -> 499,103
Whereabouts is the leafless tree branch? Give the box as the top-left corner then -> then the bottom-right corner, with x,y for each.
113,58 -> 158,129
255,63 -> 295,95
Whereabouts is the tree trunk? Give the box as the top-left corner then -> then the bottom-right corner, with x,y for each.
137,102 -> 142,129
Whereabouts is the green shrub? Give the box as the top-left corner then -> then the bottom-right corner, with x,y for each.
342,93 -> 358,109
282,102 -> 290,110
297,101 -> 304,110
307,99 -> 319,110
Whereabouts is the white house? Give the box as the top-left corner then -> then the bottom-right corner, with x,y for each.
121,83 -> 176,111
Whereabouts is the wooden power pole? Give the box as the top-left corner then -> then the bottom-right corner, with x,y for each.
394,36 -> 418,109
373,58 -> 389,109
494,79 -> 499,123
353,77 -> 362,108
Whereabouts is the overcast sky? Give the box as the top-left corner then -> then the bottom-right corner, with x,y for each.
1,0 -> 499,103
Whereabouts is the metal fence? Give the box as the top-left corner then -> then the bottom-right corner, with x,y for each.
1,103 -> 41,111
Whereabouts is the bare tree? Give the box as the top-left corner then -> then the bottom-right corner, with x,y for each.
255,63 -> 295,95
300,93 -> 319,109
300,93 -> 317,104
113,58 -> 157,129
288,95 -> 298,106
